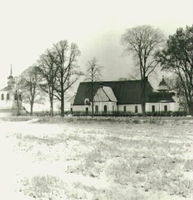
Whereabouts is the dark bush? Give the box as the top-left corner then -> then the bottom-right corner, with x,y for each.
71,110 -> 188,117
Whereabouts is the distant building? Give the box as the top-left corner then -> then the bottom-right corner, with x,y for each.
0,68 -> 23,116
71,77 -> 179,114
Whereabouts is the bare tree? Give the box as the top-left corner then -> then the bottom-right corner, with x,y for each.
52,40 -> 81,117
13,77 -> 23,115
37,50 -> 59,116
121,25 -> 165,115
19,65 -> 42,115
85,58 -> 102,117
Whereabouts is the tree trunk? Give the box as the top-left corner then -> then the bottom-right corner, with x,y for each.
188,102 -> 193,116
30,102 -> 33,115
61,99 -> 64,117
141,79 -> 146,116
91,81 -> 94,117
141,102 -> 146,116
50,99 -> 54,116
60,89 -> 64,117
16,92 -> 20,116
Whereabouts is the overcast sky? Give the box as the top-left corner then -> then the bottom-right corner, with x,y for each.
0,0 -> 192,88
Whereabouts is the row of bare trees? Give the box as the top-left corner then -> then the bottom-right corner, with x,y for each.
17,40 -> 82,116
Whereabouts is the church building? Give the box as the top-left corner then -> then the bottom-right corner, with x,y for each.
0,68 -> 22,116
71,77 -> 179,114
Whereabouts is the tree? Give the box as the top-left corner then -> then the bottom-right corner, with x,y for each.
13,77 -> 23,115
52,40 -> 81,117
121,25 -> 165,115
85,58 -> 102,117
19,65 -> 42,115
156,25 -> 193,115
37,50 -> 59,116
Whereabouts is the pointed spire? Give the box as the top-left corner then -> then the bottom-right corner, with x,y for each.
10,64 -> 13,76
7,64 -> 14,86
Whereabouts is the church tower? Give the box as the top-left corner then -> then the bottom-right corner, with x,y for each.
0,66 -> 24,116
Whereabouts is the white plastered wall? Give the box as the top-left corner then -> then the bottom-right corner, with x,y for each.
118,104 -> 142,113
0,91 -> 14,109
146,102 -> 179,112
72,101 -> 117,113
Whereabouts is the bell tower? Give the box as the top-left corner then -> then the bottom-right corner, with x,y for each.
158,76 -> 169,92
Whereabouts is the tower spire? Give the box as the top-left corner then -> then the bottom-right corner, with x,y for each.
10,64 -> 12,76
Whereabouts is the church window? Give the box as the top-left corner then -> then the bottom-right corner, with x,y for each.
7,93 -> 10,100
104,105 -> 107,113
1,94 -> 4,100
124,106 -> 126,112
84,98 -> 90,105
152,105 -> 155,112
85,107 -> 89,114
135,105 -> 138,113
164,105 -> 168,112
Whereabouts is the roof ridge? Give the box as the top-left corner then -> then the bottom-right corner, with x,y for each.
80,80 -> 143,84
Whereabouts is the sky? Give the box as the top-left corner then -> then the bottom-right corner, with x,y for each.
0,0 -> 193,88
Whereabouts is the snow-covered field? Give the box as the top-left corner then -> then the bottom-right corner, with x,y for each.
0,117 -> 193,200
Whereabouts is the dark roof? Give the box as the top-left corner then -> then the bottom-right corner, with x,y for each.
0,85 -> 13,91
73,80 -> 154,105
148,92 -> 175,103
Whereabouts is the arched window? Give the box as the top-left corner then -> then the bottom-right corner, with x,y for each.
124,106 -> 126,112
164,105 -> 168,112
1,94 -> 4,100
7,93 -> 10,100
135,106 -> 138,113
85,107 -> 89,114
95,105 -> 99,113
152,105 -> 155,112
84,98 -> 90,105
104,105 -> 107,113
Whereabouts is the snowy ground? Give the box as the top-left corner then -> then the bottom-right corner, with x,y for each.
0,117 -> 193,200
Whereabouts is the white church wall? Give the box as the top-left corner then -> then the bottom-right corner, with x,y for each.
72,101 -> 117,113
94,101 -> 117,112
118,104 -> 142,113
146,102 -> 179,112
66,102 -> 181,114
146,103 -> 160,112
0,91 -> 14,109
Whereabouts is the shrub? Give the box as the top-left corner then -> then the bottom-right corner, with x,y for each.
71,111 -> 188,117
